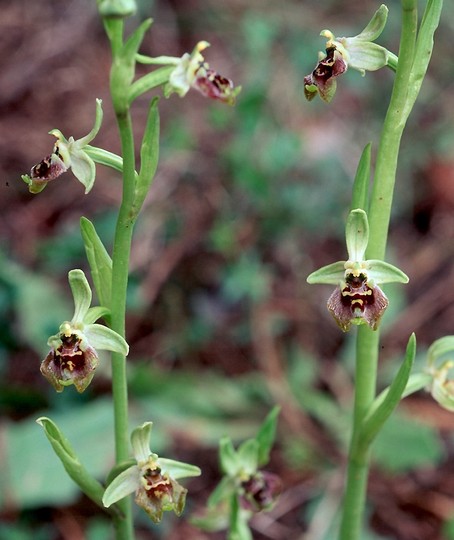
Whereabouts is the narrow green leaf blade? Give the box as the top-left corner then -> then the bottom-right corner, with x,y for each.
351,143 -> 371,212
360,333 -> 416,450
256,406 -> 280,467
36,417 -> 109,512
133,97 -> 160,213
80,217 -> 112,310
404,0 -> 443,116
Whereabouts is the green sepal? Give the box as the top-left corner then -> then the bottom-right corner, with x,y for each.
427,335 -> 454,366
256,406 -> 280,467
220,437 -> 240,475
346,209 -> 369,262
354,4 -> 388,42
365,260 -> 409,284
131,421 -> 153,463
157,457 -> 202,480
84,324 -> 129,356
129,65 -> 175,104
36,416 -> 120,516
351,143 -> 371,212
237,439 -> 259,477
359,333 -> 416,451
307,261 -> 345,285
132,97 -> 160,215
80,217 -> 113,311
346,41 -> 391,74
68,269 -> 92,323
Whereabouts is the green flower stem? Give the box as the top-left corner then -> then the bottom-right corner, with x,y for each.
339,325 -> 378,540
367,0 -> 418,261
105,17 -> 137,540
339,2 -> 418,539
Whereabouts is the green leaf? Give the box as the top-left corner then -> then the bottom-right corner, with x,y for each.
80,217 -> 113,310
132,97 -> 160,214
403,0 -> 443,117
121,18 -> 152,83
36,417 -> 113,513
360,334 -> 416,450
351,143 -> 371,212
256,406 -> 280,467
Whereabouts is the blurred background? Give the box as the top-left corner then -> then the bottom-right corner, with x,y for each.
1,0 -> 454,538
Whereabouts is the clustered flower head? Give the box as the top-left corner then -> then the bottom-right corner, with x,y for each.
304,4 -> 395,102
22,99 -> 103,194
103,422 -> 201,522
307,209 -> 409,332
41,269 -> 128,392
165,41 -> 241,105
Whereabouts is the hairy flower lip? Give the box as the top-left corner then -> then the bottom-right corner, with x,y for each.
240,471 -> 282,512
41,334 -> 99,393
